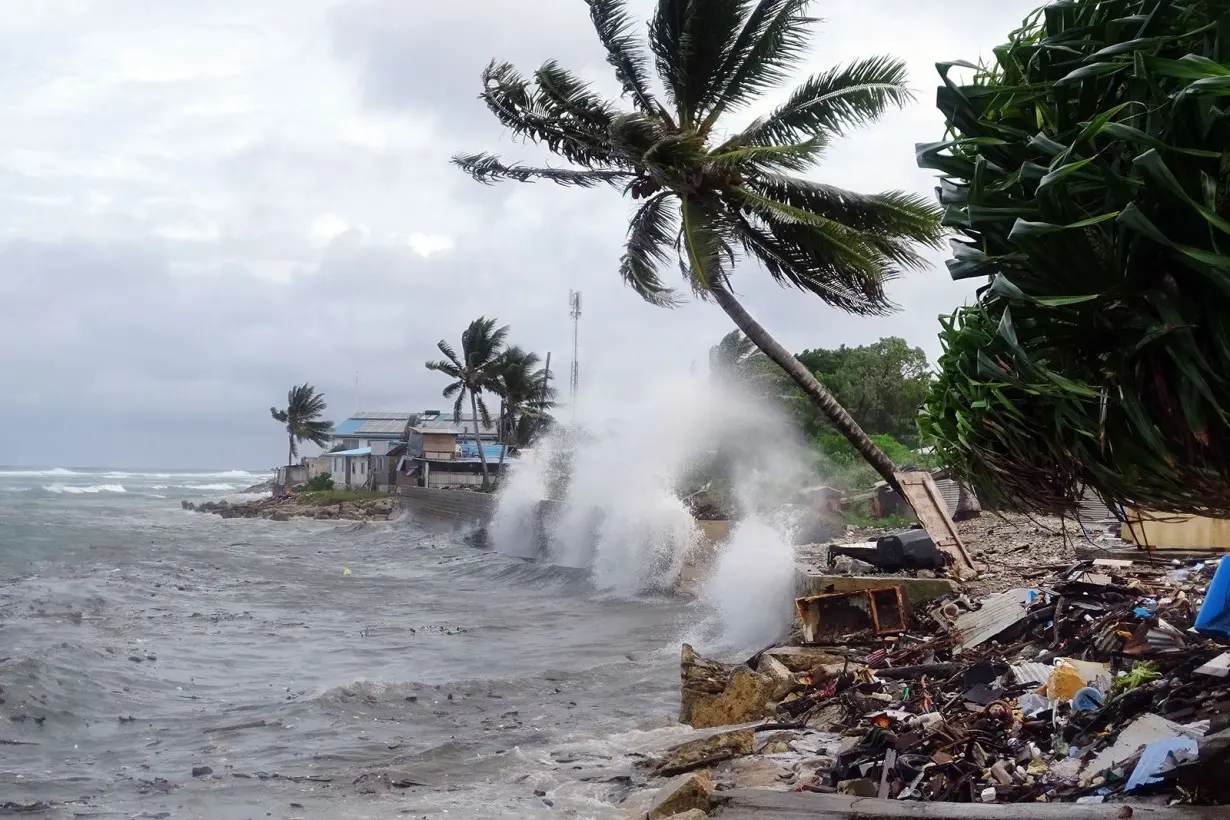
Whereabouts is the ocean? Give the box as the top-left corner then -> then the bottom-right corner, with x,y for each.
0,468 -> 704,818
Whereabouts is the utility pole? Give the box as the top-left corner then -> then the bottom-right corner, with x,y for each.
569,291 -> 581,417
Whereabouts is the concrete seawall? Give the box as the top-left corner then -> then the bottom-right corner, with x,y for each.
396,487 -> 499,526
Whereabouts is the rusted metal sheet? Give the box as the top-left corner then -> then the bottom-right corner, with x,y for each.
795,586 -> 907,645
950,589 -> 1034,650
894,471 -> 976,580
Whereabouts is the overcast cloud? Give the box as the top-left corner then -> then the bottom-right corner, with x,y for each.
0,0 -> 1037,469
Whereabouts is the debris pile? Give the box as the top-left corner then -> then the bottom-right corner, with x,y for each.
675,552 -> 1230,810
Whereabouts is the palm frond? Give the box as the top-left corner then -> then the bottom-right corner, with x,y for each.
747,175 -> 946,250
728,190 -> 898,313
270,408 -> 289,424
474,395 -> 494,428
621,192 -> 684,307
699,0 -> 815,132
425,359 -> 462,379
648,0 -> 689,117
730,56 -> 912,148
442,381 -> 463,399
708,139 -> 826,173
452,153 -> 635,188
478,61 -> 619,167
585,0 -> 664,117
679,195 -> 735,293
676,0 -> 753,127
534,61 -> 618,128
435,340 -> 461,367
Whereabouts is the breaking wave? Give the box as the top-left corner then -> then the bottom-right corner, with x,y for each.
0,467 -> 81,477
42,483 -> 128,494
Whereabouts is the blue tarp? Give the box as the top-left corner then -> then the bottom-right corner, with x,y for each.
1195,557 -> 1230,637
457,442 -> 506,460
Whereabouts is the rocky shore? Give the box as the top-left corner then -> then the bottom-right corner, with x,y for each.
182,493 -> 398,522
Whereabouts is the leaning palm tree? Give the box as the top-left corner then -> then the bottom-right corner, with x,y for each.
454,0 -> 944,487
493,346 -> 557,475
270,384 -> 334,468
425,317 -> 510,483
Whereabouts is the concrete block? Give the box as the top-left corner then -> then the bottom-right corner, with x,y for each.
794,568 -> 956,610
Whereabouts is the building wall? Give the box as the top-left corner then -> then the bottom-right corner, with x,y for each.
308,456 -> 331,480
423,433 -> 457,461
426,469 -> 485,489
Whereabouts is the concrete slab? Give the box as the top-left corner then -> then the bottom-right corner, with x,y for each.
794,568 -> 956,610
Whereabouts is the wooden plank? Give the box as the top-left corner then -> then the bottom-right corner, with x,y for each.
1121,508 -> 1230,551
712,790 -> 1226,819
894,471 -> 975,579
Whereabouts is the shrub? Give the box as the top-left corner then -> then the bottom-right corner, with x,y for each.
303,473 -> 335,492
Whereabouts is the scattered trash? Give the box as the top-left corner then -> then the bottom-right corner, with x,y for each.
343,568 -> 352,576
747,553 -> 1230,806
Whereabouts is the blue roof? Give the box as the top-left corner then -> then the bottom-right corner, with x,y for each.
332,418 -> 366,436
330,447 -> 372,456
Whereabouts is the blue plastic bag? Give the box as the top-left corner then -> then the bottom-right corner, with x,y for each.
1195,557 -> 1230,637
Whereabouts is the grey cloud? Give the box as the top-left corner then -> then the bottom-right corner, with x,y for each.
1,0 -> 1041,469
329,0 -> 612,121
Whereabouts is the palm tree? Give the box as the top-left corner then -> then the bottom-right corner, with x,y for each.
270,384 -> 334,468
425,317 -> 510,483
493,347 -> 557,475
453,0 -> 944,488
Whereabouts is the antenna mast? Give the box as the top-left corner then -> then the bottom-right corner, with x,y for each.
568,291 -> 581,414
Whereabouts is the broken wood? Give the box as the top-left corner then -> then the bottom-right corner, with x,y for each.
712,789 -> 1226,818
894,471 -> 976,580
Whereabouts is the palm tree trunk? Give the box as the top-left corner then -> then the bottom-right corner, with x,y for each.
287,434 -> 294,469
470,391 -> 490,483
708,282 -> 901,493
495,407 -> 510,481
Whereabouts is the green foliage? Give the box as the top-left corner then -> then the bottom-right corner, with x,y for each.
270,384 -> 333,466
425,317 -> 509,427
494,346 -> 556,448
814,433 -> 934,490
1112,661 -> 1162,695
709,329 -> 782,398
790,337 -> 931,445
454,0 -> 944,314
841,499 -> 914,529
297,490 -> 388,505
918,0 -> 1230,516
302,472 -> 334,492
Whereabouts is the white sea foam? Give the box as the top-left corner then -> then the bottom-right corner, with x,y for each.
0,467 -> 81,477
43,483 -> 128,494
181,483 -> 238,491
492,372 -> 813,639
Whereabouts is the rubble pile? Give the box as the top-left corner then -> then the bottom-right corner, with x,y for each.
665,549 -> 1230,814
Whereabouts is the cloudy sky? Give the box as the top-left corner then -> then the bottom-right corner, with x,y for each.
0,0 -> 1038,469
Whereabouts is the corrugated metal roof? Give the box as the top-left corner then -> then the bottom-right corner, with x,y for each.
330,447 -> 372,456
335,411 -> 495,438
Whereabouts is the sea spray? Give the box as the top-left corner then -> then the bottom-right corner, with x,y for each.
488,449 -> 550,561
700,513 -> 799,650
491,372 -> 819,610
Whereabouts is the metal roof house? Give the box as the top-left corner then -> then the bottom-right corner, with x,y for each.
330,410 -> 497,451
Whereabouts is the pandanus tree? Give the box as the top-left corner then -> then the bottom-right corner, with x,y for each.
917,0 -> 1230,516
270,384 -> 333,468
454,0 -> 945,488
425,317 -> 510,483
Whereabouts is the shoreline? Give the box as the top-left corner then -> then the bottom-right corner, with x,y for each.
183,491 -> 399,521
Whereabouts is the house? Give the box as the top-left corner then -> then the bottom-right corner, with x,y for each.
390,426 -> 509,489
329,410 -> 497,451
326,440 -> 402,491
